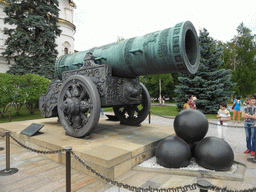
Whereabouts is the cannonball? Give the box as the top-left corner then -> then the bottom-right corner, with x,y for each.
187,141 -> 200,158
174,109 -> 208,142
156,136 -> 191,168
195,137 -> 234,171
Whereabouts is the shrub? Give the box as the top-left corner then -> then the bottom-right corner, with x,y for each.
22,74 -> 50,114
0,73 -> 16,117
12,75 -> 27,115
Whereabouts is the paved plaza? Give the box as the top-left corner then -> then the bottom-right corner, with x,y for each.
0,113 -> 256,191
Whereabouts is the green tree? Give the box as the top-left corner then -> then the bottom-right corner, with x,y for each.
174,28 -> 235,113
220,23 -> 256,98
140,73 -> 178,101
116,36 -> 125,42
2,0 -> 61,80
218,41 -> 237,70
0,74 -> 16,117
230,23 -> 256,97
12,75 -> 27,115
23,74 -> 50,114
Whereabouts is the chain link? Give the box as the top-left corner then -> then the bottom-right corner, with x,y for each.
0,132 -> 6,138
71,151 -> 197,192
210,185 -> 256,192
9,134 -> 65,154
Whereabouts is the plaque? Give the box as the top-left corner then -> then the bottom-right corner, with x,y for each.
20,123 -> 44,137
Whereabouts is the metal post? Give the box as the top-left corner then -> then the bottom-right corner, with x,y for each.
0,131 -> 19,176
149,111 -> 151,124
65,146 -> 72,192
159,79 -> 162,105
6,132 -> 10,172
197,179 -> 211,192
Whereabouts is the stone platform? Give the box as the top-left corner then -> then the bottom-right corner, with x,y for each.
0,117 -> 173,179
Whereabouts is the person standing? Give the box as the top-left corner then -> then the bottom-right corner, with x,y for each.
162,96 -> 165,105
233,97 -> 242,124
187,94 -> 196,109
183,97 -> 191,109
217,102 -> 231,140
243,98 -> 249,106
241,96 -> 256,156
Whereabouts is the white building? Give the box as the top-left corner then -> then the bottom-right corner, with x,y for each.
0,0 -> 76,73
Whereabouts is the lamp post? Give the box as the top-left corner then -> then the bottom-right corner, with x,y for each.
159,79 -> 161,105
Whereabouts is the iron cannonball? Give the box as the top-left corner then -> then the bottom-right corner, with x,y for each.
174,109 -> 208,142
187,141 -> 200,158
195,137 -> 234,171
156,136 -> 192,168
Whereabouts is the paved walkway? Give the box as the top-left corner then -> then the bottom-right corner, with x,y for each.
0,114 -> 256,191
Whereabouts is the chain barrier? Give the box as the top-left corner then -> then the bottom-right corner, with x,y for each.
150,111 -> 246,129
210,185 -> 256,192
5,133 -> 256,191
71,151 -> 197,192
0,132 -> 6,138
9,134 -> 65,154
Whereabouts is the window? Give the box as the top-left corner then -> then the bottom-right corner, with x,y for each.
64,47 -> 68,55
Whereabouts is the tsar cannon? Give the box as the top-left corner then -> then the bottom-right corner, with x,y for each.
39,21 -> 200,138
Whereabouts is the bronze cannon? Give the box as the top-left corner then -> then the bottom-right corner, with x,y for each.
39,21 -> 200,138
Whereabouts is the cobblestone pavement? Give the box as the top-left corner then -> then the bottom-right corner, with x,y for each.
0,113 -> 256,192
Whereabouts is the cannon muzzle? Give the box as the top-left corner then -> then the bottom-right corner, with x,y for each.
55,21 -> 199,79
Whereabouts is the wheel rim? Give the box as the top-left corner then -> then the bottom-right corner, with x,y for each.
113,83 -> 151,125
58,75 -> 100,137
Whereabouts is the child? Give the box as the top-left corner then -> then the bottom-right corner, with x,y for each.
241,96 -> 256,156
183,97 -> 190,109
217,102 -> 231,140
187,94 -> 196,109
233,97 -> 242,124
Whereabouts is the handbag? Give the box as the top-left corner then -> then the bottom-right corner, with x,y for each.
231,103 -> 235,110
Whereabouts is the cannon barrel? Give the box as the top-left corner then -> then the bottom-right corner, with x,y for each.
55,21 -> 199,79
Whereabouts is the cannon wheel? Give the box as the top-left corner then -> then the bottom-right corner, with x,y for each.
57,75 -> 101,138
113,83 -> 151,126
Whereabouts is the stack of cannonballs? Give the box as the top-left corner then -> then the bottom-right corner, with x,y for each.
156,109 -> 234,171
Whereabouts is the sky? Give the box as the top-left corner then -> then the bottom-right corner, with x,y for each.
73,0 -> 256,52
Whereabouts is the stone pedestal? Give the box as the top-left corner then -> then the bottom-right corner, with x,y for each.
0,117 -> 174,179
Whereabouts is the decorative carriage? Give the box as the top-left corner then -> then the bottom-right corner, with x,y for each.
39,21 -> 200,138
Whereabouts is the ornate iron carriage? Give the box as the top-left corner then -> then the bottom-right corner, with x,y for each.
39,21 -> 200,138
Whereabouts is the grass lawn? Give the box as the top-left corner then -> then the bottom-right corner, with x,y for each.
0,104 -> 243,124
0,105 -> 44,124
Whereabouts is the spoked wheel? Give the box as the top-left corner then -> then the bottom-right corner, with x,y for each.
113,83 -> 151,126
58,75 -> 101,138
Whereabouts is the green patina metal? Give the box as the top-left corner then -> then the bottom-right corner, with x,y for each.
55,21 -> 199,79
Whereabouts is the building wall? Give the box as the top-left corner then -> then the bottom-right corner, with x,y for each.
57,0 -> 76,56
0,0 -> 76,73
0,2 -> 15,73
